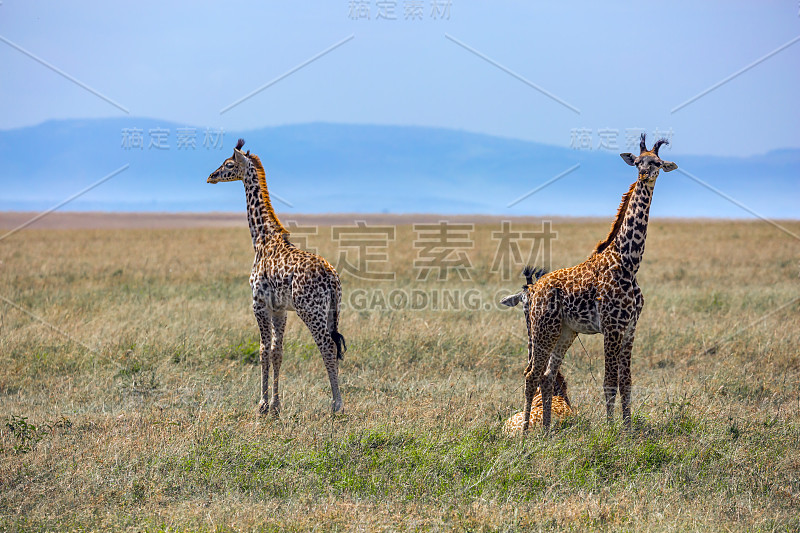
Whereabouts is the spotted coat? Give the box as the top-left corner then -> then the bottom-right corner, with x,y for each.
502,134 -> 678,430
503,370 -> 574,436
208,139 -> 346,415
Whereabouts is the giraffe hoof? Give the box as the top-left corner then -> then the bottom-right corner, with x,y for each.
258,399 -> 270,416
332,399 -> 344,414
269,400 -> 281,417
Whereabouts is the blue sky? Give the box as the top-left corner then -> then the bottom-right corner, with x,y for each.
1,1 -> 799,156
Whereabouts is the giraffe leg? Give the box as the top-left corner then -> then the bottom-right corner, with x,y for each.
253,303 -> 274,416
603,330 -> 624,423
554,368 -> 571,407
269,311 -> 288,416
522,366 -> 539,432
297,306 -> 343,414
619,333 -> 634,430
541,328 -> 577,428
523,289 -> 563,431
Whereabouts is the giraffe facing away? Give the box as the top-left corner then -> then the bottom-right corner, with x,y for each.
501,134 -> 677,430
207,139 -> 346,415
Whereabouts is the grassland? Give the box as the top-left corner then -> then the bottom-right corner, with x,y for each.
0,217 -> 798,532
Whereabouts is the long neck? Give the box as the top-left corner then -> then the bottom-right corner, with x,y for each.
241,156 -> 289,248
614,178 -> 656,274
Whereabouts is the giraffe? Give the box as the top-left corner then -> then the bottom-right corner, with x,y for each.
502,266 -> 574,437
207,139 -> 347,415
500,134 -> 677,430
503,372 -> 573,436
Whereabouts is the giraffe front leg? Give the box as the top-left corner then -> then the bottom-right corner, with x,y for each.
603,330 -> 623,424
269,311 -> 288,416
253,302 -> 274,416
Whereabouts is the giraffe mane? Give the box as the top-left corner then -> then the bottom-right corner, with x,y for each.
247,153 -> 290,236
593,181 -> 637,254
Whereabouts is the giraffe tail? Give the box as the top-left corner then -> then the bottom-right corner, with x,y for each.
332,330 -> 347,360
329,279 -> 347,360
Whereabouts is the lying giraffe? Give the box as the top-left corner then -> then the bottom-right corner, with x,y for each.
501,134 -> 677,430
503,371 -> 573,436
207,139 -> 346,415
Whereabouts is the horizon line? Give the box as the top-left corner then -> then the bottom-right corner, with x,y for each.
2,117 -> 799,159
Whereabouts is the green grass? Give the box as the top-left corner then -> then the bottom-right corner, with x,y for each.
0,220 -> 799,531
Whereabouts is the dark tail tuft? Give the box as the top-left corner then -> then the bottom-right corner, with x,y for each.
522,265 -> 548,286
331,330 -> 347,360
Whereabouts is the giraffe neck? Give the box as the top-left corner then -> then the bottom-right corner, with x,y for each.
613,177 -> 656,274
241,156 -> 289,249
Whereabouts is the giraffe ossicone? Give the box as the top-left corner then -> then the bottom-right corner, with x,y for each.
207,139 -> 347,415
501,134 -> 677,431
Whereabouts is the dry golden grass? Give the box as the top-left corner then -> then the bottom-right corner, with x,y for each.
0,217 -> 799,532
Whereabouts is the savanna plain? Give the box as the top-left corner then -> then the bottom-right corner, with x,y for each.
0,216 -> 798,532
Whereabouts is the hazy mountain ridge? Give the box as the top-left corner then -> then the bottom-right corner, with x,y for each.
1,118 -> 797,218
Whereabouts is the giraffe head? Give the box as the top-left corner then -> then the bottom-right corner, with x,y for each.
620,133 -> 677,182
207,138 -> 250,183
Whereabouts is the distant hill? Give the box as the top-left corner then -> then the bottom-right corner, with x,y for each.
0,118 -> 797,218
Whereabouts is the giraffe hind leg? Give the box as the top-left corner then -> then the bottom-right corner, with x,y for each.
603,330 -> 624,423
619,329 -> 636,430
524,289 -> 563,431
297,304 -> 343,414
541,328 -> 577,428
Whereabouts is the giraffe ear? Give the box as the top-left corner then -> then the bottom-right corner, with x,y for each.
620,153 -> 636,166
500,292 -> 523,307
661,161 -> 678,172
233,148 -> 247,165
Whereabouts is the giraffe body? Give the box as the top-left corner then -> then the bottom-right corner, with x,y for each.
208,139 -> 346,415
502,135 -> 677,430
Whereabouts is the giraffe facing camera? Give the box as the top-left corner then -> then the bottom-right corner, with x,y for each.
501,134 -> 677,431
